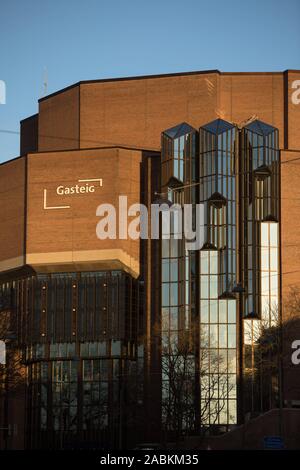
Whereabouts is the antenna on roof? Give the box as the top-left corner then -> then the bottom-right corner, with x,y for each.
235,114 -> 258,129
214,112 -> 258,128
43,67 -> 48,97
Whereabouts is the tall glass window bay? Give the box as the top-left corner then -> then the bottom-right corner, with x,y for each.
161,122 -> 198,433
199,119 -> 237,297
160,117 -> 280,432
241,120 -> 280,416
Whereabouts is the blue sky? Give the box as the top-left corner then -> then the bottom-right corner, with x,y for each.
0,0 -> 299,163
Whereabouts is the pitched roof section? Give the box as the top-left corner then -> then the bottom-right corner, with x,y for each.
200,118 -> 235,135
245,119 -> 277,136
38,70 -> 297,104
163,122 -> 196,139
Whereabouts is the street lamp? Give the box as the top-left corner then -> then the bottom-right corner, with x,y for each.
153,191 -> 173,207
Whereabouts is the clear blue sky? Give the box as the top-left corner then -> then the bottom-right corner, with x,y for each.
0,0 -> 299,163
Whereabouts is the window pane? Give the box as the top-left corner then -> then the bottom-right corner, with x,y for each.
174,138 -> 179,158
174,158 -> 179,179
219,324 -> 227,348
243,320 -> 252,345
261,247 -> 269,270
162,260 -> 169,282
83,360 -> 92,381
228,350 -> 236,373
162,240 -> 170,258
219,400 -> 228,425
67,343 -> 76,358
201,276 -> 209,298
261,223 -> 268,247
270,274 -> 278,295
112,341 -> 121,356
270,223 -> 278,246
162,284 -> 169,306
210,275 -> 218,298
270,298 -> 279,323
219,300 -> 227,323
201,325 -> 209,347
100,359 -> 109,379
270,248 -> 278,271
261,296 -> 270,316
228,400 -> 237,424
89,342 -> 98,356
210,251 -> 218,274
261,274 -> 269,296
209,300 -> 217,323
200,300 -> 209,323
228,325 -> 236,348
170,239 -> 178,258
210,325 -> 218,347
200,251 -> 209,274
227,300 -> 236,323
170,259 -> 178,282
162,308 -> 169,329
180,158 -> 184,181
170,283 -> 178,306
162,212 -> 171,236
170,307 -> 178,330
218,349 -> 227,373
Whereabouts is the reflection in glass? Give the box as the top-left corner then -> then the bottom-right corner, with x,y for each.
228,325 -> 236,348
219,300 -> 227,323
200,300 -> 209,322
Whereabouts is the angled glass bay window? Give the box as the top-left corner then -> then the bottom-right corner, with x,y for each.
242,119 -> 279,218
199,119 -> 237,296
241,121 -> 280,417
161,123 -> 198,434
161,122 -> 197,188
197,119 -> 238,427
244,120 -> 279,168
200,119 -> 236,187
240,120 -> 279,320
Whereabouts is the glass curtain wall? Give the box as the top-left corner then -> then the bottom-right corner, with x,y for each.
0,271 -> 141,449
161,123 -> 198,435
161,119 -> 238,433
199,119 -> 238,428
241,120 -> 280,414
160,118 -> 280,431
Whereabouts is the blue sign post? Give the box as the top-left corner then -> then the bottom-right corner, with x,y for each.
263,436 -> 284,450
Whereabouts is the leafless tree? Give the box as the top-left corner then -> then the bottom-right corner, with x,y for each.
160,321 -> 233,446
0,289 -> 25,448
243,288 -> 300,419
